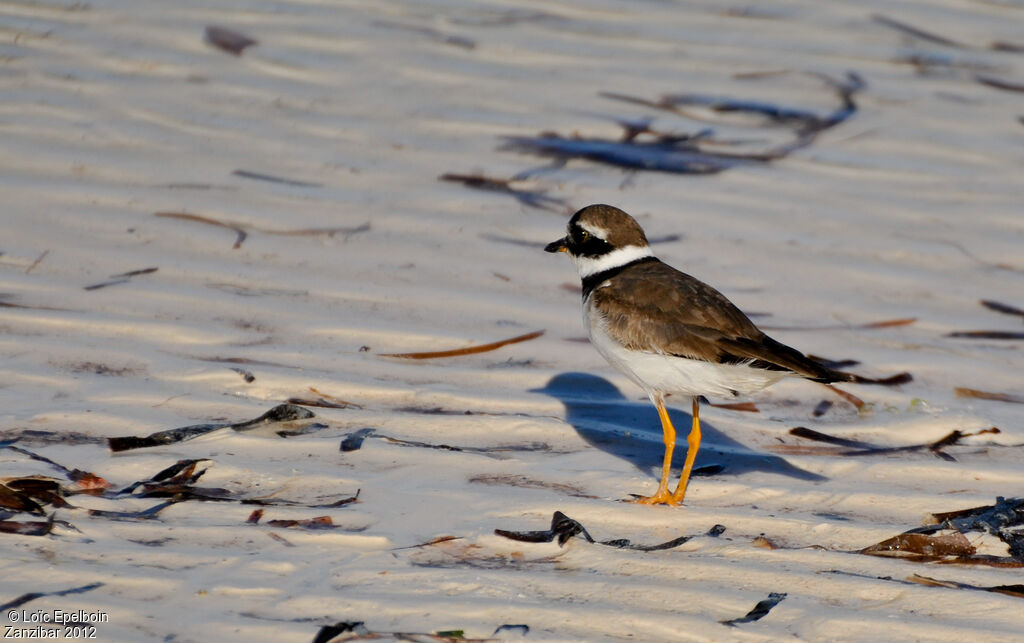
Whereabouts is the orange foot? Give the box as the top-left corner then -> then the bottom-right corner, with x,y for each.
629,490 -> 680,506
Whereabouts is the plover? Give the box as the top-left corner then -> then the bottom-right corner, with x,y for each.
546,204 -> 852,506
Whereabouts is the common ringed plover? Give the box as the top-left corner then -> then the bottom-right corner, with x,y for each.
546,204 -> 852,506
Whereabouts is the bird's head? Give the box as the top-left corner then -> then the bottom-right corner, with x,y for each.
545,204 -> 653,278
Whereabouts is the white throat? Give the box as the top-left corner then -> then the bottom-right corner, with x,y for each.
572,244 -> 654,279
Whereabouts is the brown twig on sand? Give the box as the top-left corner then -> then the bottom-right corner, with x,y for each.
955,387 -> 1024,404
154,212 -> 369,249
155,212 -> 248,248
379,330 -> 544,359
25,250 -> 49,274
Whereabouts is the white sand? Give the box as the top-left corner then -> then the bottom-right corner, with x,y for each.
2,0 -> 1023,641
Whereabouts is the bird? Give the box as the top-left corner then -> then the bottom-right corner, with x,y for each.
545,204 -> 853,506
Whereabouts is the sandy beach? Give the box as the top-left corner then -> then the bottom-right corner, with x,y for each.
2,1 -> 1023,641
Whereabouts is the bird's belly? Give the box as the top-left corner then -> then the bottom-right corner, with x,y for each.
586,312 -> 787,398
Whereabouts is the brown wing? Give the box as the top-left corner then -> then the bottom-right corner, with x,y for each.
591,261 -> 850,383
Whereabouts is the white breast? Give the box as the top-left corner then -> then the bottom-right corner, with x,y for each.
584,294 -> 788,399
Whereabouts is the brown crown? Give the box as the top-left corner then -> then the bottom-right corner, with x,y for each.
570,204 -> 649,249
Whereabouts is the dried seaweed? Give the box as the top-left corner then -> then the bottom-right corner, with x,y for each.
118,459 -> 236,501
1,477 -> 68,510
0,582 -> 103,612
789,427 -> 874,449
503,130 -> 765,174
271,221 -> 370,241
789,426 -> 1001,461
993,41 -> 1024,53
871,14 -> 970,48
492,624 -> 529,637
439,173 -> 570,213
860,317 -> 917,329
314,623 -> 492,643
371,19 -> 476,50
720,592 -> 787,626
921,497 -> 1024,541
2,444 -> 110,492
602,73 -> 860,138
702,398 -> 759,412
265,516 -> 337,530
377,434 -> 550,460
955,387 -> 1024,404
495,511 -> 593,546
313,622 -> 371,643
232,169 -> 321,187
288,387 -> 363,410
975,75 -> 1024,93
243,490 -> 360,509
494,511 -> 724,551
204,25 -> 258,55
706,524 -> 728,537
108,403 -> 315,452
266,532 -> 295,547
812,400 -> 833,417
231,367 -> 255,383
601,534 -> 696,552
823,384 -> 866,410
0,429 -> 102,446
127,460 -> 209,493
196,355 -> 301,369
84,267 -> 158,291
25,249 -> 48,274
155,212 -> 247,248
313,622 -> 493,643
947,330 -> 1024,339
861,497 -> 1024,567
340,428 -> 375,452
392,535 -> 463,551
88,500 -> 179,521
0,514 -> 54,536
907,574 -> 1024,599
944,240 -> 1020,270
981,299 -> 1024,319
154,212 -> 368,249
0,295 -> 39,310
0,483 -> 46,514
861,531 -> 976,560
82,276 -> 127,293
468,474 -> 596,498
379,330 -> 544,359
873,13 -> 1024,58
66,361 -> 141,376
111,459 -> 360,509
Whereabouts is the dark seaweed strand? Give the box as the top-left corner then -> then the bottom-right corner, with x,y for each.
581,256 -> 659,299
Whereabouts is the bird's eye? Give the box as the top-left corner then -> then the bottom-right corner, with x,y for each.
580,230 -> 590,242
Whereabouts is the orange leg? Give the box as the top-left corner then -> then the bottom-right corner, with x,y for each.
671,398 -> 702,504
632,393 -> 679,506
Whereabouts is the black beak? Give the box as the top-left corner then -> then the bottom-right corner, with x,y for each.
545,237 -> 569,253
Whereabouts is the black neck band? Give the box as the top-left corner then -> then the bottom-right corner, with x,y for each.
581,256 -> 658,299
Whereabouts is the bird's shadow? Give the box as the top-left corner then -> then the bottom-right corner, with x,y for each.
531,372 -> 825,483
